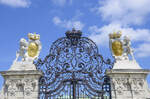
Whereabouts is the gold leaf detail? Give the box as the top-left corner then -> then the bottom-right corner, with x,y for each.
27,42 -> 38,57
112,41 -> 123,56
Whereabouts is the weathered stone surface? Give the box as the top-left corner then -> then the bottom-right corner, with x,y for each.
113,60 -> 141,69
106,69 -> 150,99
9,61 -> 37,71
0,70 -> 43,99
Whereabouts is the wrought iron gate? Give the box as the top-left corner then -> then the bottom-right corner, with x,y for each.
35,29 -> 113,99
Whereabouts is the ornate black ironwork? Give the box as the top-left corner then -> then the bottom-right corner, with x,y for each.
35,28 -> 113,99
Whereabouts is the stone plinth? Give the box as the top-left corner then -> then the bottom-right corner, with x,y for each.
9,61 -> 37,71
113,60 -> 141,69
106,69 -> 150,99
0,70 -> 43,99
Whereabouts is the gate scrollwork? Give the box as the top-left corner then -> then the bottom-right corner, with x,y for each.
34,28 -> 113,99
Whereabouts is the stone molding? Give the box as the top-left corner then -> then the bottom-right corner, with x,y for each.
106,69 -> 150,74
0,70 -> 43,76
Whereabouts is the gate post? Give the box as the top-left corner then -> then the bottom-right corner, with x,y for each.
106,60 -> 150,99
0,62 -> 43,99
0,33 -> 43,99
107,32 -> 150,99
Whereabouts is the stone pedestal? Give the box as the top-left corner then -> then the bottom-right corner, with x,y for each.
112,60 -> 141,69
9,61 -> 37,71
106,69 -> 150,99
0,70 -> 43,99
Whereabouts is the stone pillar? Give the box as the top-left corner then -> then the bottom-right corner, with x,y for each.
106,68 -> 150,99
0,70 -> 42,99
0,33 -> 43,99
107,31 -> 150,99
0,61 -> 43,99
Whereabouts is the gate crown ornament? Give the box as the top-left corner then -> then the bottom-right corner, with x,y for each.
65,28 -> 82,45
65,28 -> 82,38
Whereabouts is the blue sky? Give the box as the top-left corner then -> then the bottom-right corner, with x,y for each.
0,0 -> 150,89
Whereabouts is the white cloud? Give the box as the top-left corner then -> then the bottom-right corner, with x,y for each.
97,0 -> 150,25
89,0 -> 150,58
0,0 -> 31,8
52,16 -> 84,30
51,0 -> 72,6
89,23 -> 150,46
135,43 -> 150,57
53,16 -> 62,25
89,23 -> 150,58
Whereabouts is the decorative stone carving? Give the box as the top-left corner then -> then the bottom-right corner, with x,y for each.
15,38 -> 28,62
106,69 -> 150,99
4,79 -> 36,97
109,31 -> 135,61
0,33 -> 43,99
0,70 -> 43,99
123,36 -> 135,60
14,33 -> 42,63
109,31 -> 142,70
112,78 -> 129,95
109,36 -> 144,97
129,78 -> 145,95
112,77 -> 145,96
9,33 -> 42,71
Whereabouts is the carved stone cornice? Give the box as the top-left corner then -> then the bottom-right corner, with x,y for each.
0,70 -> 43,76
106,69 -> 150,74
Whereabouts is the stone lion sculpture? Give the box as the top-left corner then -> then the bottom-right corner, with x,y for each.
14,38 -> 28,62
123,36 -> 135,60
